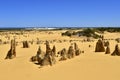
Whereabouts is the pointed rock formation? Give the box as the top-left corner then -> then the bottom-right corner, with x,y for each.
74,43 -> 81,56
59,48 -> 67,61
111,44 -> 120,56
95,39 -> 105,52
52,45 -> 56,57
30,46 -> 45,62
5,39 -> 16,59
23,41 -> 29,48
68,45 -> 75,59
74,43 -> 79,51
105,46 -> 110,54
40,41 -> 56,66
45,41 -> 51,54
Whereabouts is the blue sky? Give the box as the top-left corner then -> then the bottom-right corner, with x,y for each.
0,0 -> 120,27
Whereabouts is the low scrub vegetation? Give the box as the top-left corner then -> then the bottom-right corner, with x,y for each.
62,28 -> 100,39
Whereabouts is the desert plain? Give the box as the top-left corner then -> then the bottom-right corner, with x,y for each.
0,29 -> 120,80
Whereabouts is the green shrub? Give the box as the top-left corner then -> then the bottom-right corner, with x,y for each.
61,28 -> 100,39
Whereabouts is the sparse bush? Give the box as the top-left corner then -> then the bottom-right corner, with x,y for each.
61,28 -> 100,39
96,27 -> 120,33
61,31 -> 72,37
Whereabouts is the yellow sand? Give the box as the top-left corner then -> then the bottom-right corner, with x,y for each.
0,30 -> 120,80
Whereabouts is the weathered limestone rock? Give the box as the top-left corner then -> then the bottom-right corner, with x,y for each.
23,41 -> 29,48
52,45 -> 56,57
74,43 -> 81,56
105,46 -> 110,54
30,46 -> 45,63
95,39 -> 105,52
40,41 -> 56,66
59,48 -> 67,61
111,44 -> 120,56
5,39 -> 16,59
68,45 -> 75,59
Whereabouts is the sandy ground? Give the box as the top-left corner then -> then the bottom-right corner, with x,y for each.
0,30 -> 120,80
